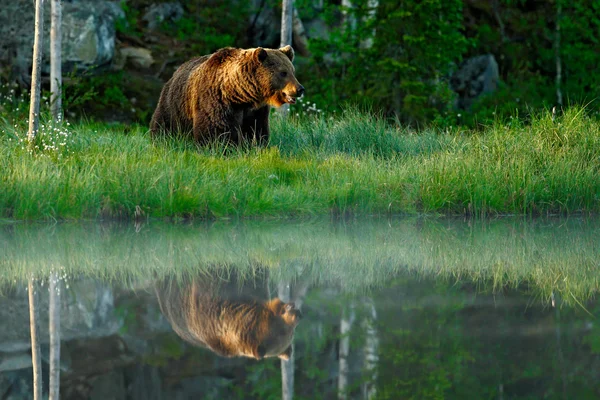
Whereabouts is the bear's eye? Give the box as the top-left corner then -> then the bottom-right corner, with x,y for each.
279,71 -> 288,78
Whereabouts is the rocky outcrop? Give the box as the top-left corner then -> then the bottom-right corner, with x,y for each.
0,280 -> 121,353
142,2 -> 184,31
0,0 -> 123,84
114,47 -> 155,70
450,54 -> 499,109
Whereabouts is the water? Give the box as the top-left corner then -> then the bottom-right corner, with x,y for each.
1,218 -> 599,399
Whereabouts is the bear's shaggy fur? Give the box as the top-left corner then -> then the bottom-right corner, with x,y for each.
155,275 -> 301,360
150,46 -> 304,145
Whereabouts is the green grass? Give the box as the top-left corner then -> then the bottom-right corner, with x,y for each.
1,107 -> 599,221
1,217 -> 599,304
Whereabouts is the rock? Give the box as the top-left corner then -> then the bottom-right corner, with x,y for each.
0,280 -> 121,354
450,54 -> 499,109
59,1 -> 124,70
0,1 -> 124,84
142,2 -> 184,31
0,353 -> 31,372
114,47 -> 155,70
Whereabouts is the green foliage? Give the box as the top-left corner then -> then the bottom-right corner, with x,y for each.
115,0 -> 143,37
377,283 -> 473,400
558,1 -> 600,102
584,318 -> 600,354
456,75 -> 555,128
245,361 -> 281,400
159,0 -> 252,56
61,70 -> 160,123
91,72 -> 129,107
298,0 -> 468,125
461,0 -> 600,124
292,0 -> 600,126
0,82 -> 29,123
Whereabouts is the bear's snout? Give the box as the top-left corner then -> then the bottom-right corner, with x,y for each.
288,84 -> 304,99
280,83 -> 305,105
282,302 -> 302,326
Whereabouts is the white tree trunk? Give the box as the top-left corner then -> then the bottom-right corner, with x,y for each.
279,0 -> 294,116
338,302 -> 355,400
28,0 -> 46,142
343,0 -> 378,48
278,280 -> 294,400
555,0 -> 563,106
341,0 -> 356,31
28,277 -> 43,400
49,272 -> 61,400
360,0 -> 378,49
50,0 -> 62,121
361,298 -> 378,400
552,290 -> 568,398
280,0 -> 294,48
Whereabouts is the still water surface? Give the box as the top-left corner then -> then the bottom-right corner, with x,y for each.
0,217 -> 599,399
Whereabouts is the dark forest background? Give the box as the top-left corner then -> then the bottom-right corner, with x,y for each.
9,0 -> 600,127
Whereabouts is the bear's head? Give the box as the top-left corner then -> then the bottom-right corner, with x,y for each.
254,298 -> 302,361
251,46 -> 305,108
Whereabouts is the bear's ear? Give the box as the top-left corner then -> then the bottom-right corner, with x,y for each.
254,47 -> 268,63
279,45 -> 295,62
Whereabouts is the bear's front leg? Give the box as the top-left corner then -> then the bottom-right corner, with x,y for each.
192,114 -> 206,144
241,106 -> 270,146
192,114 -> 228,145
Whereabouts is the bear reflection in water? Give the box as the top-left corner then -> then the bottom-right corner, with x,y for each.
155,273 -> 301,360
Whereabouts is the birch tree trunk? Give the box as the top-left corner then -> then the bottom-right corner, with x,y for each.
280,0 -> 293,48
49,5 -> 63,393
278,280 -> 294,400
49,3 -> 63,393
279,0 -> 294,115
338,302 -> 355,400
49,272 -> 61,400
552,290 -> 567,399
361,298 -> 379,400
28,278 -> 43,400
360,0 -> 378,49
50,0 -> 62,121
28,0 -> 46,142
341,0 -> 356,31
555,0 -> 563,107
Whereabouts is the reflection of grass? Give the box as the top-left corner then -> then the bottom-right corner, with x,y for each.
1,218 -> 598,304
1,108 -> 599,220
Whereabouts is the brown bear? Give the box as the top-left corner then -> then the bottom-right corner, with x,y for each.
149,46 -> 304,145
155,274 -> 301,360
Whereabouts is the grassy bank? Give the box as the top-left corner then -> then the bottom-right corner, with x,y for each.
2,218 -> 599,303
1,108 -> 599,220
